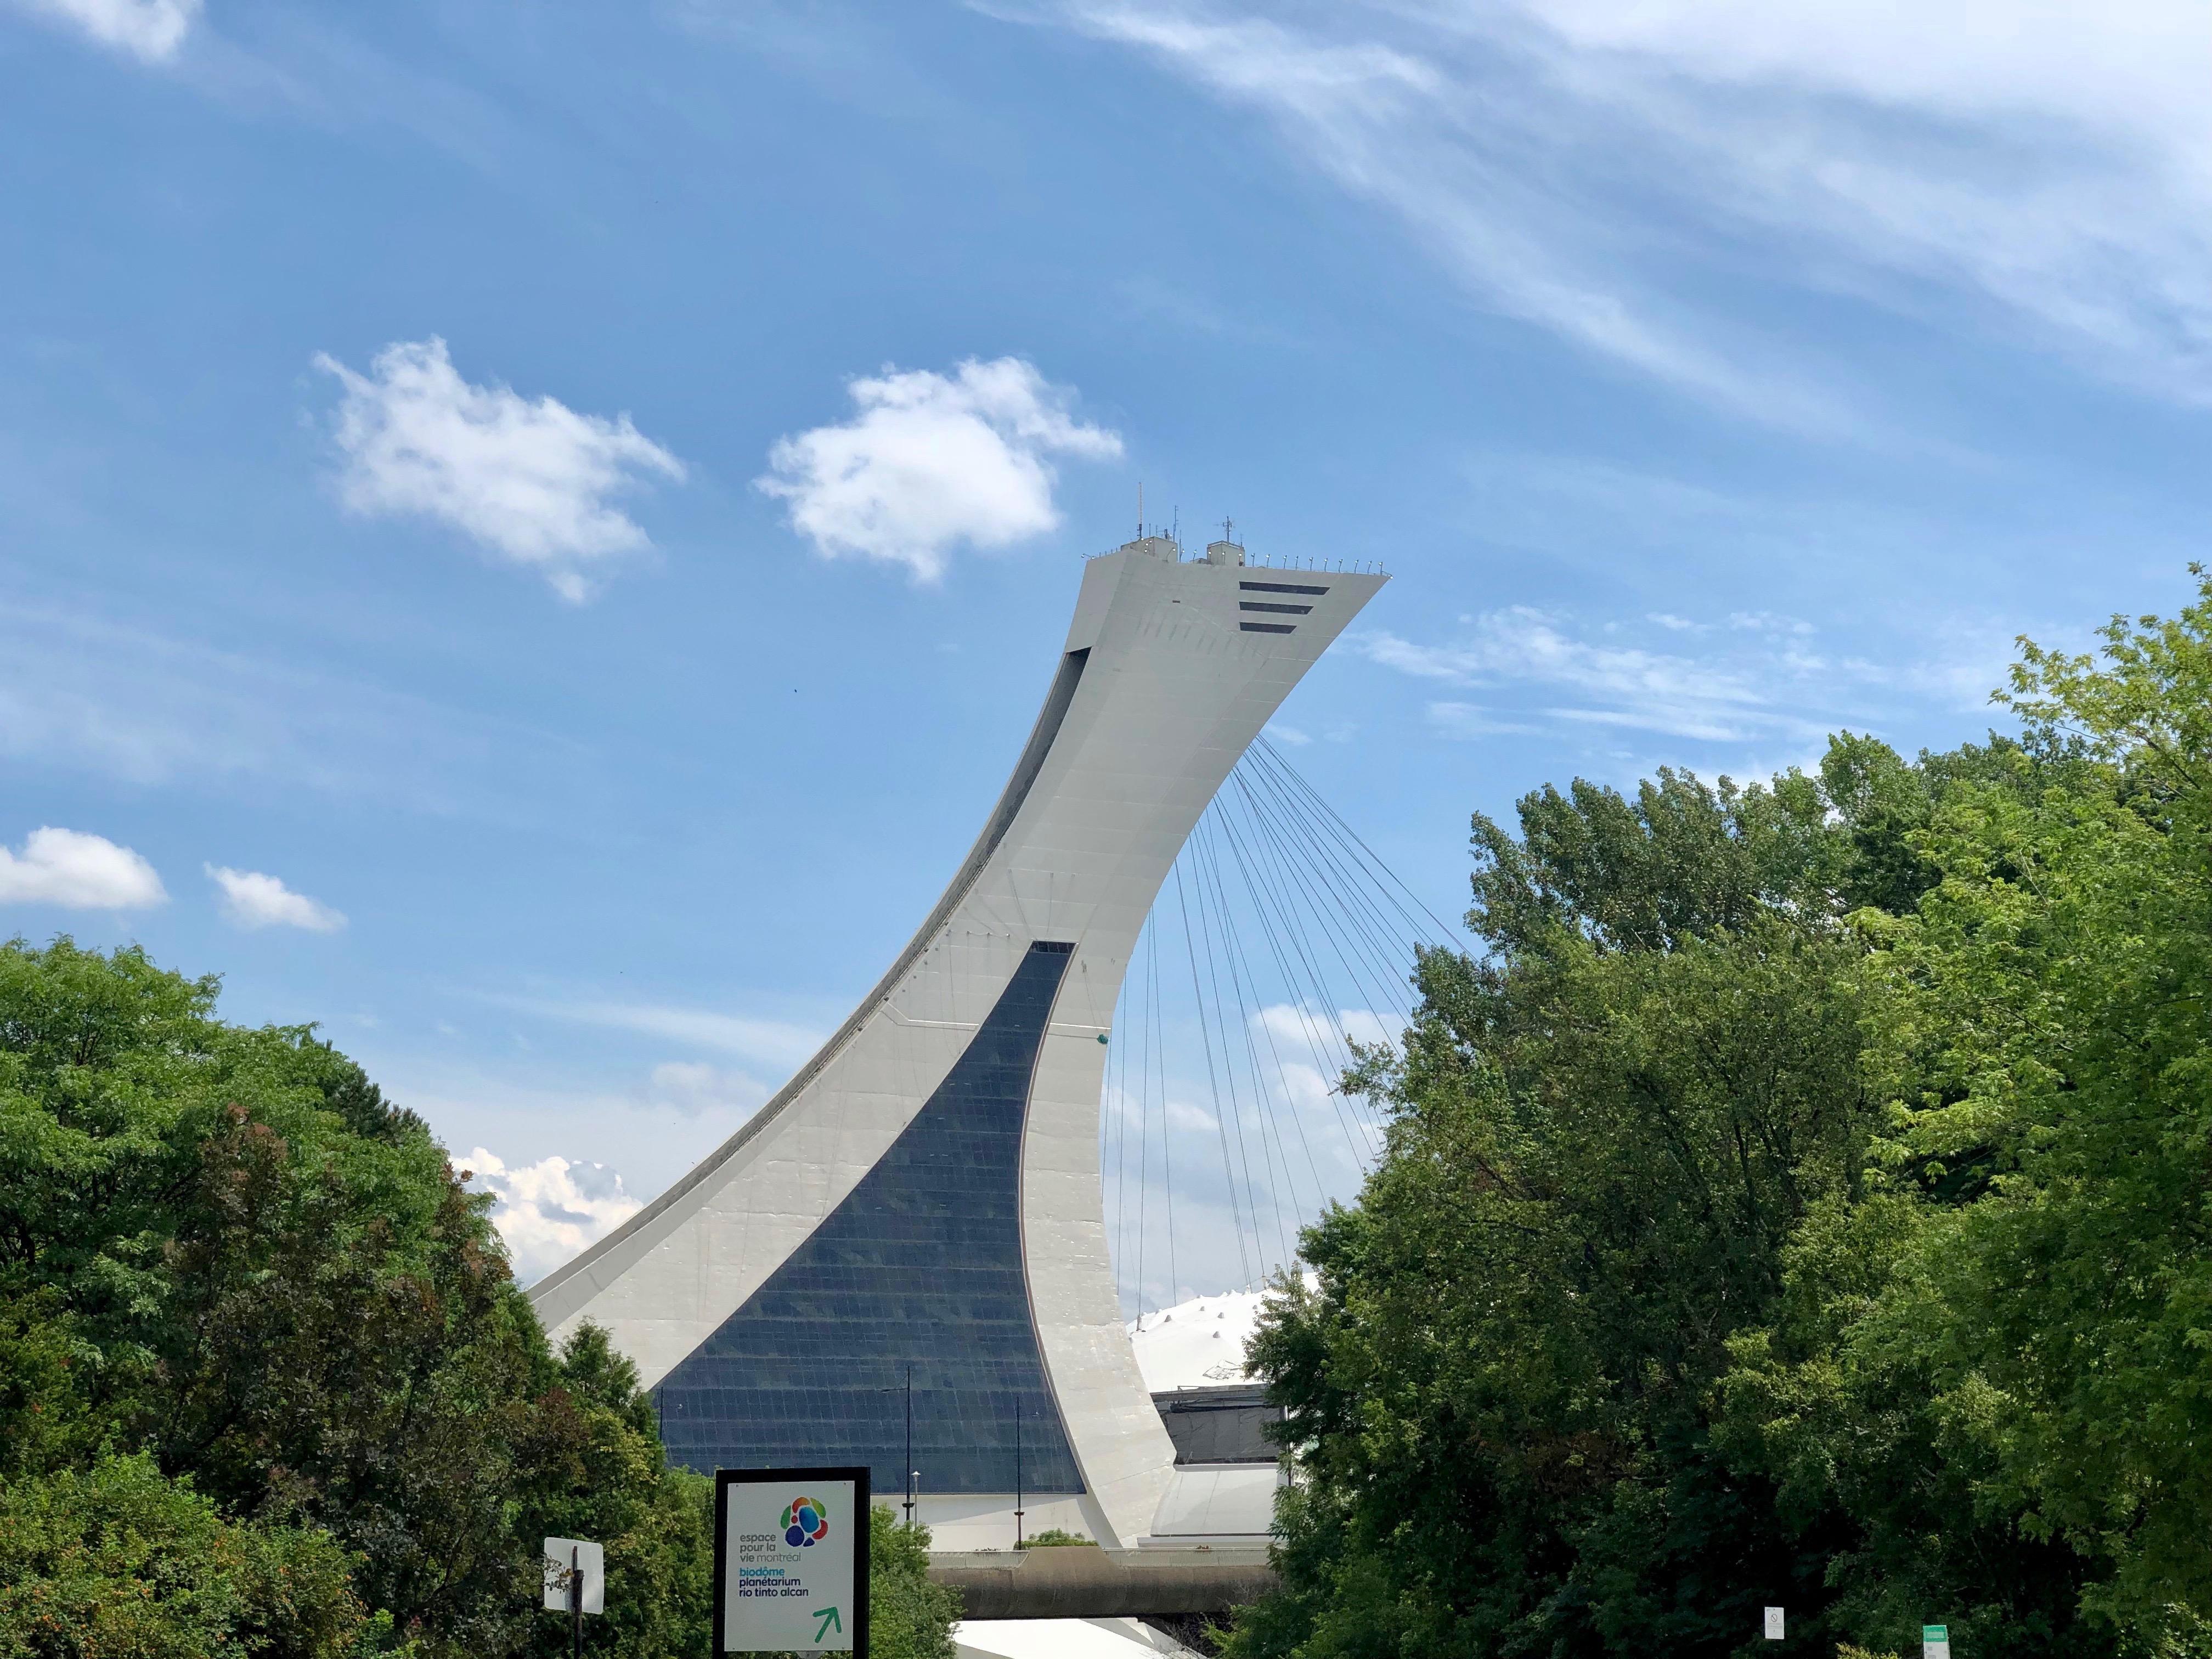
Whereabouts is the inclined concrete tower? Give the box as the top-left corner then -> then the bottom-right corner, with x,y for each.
531,532 -> 1385,1549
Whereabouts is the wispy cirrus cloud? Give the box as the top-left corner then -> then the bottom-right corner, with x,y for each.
1040,0 -> 2212,411
1359,600 -> 2042,763
1362,607 -> 1792,743
647,1060 -> 772,1118
0,597 -> 591,818
757,357 -> 1121,580
492,995 -> 824,1076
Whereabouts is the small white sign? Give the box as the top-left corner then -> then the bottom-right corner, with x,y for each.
543,1538 -> 605,1615
1764,1606 -> 1785,1639
722,1480 -> 858,1652
1923,1625 -> 1950,1659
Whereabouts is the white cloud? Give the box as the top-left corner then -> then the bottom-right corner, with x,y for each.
1255,1002 -> 1392,1053
1166,1098 -> 1220,1134
21,0 -> 198,61
0,827 -> 166,909
647,1059 -> 771,1117
756,357 -> 1122,579
1263,722 -> 1312,746
205,865 -> 346,932
315,337 -> 685,602
1049,1 -> 2212,409
462,1147 -> 641,1285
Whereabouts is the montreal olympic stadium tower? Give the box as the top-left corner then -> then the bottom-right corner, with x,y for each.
530,529 -> 1385,1551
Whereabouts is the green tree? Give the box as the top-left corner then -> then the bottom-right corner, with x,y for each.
865,1506 -> 961,1659
1233,769 -> 1886,1657
0,1452 -> 371,1659
1229,740 -> 2104,1657
1725,577 -> 2212,1654
0,939 -> 717,1658
521,1325 -> 714,1659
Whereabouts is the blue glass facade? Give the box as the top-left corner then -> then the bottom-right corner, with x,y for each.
656,940 -> 1086,1497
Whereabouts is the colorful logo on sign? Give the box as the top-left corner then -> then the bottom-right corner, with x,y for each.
781,1496 -> 830,1548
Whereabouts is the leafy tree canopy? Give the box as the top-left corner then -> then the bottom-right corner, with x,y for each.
1236,575 -> 2212,1657
0,936 -> 799,1659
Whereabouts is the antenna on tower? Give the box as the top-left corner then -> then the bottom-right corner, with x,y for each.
1172,506 -> 1179,544
1137,482 -> 1143,542
1222,516 -> 1234,544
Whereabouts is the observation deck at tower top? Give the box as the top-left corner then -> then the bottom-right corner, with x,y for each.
1088,528 -> 1387,578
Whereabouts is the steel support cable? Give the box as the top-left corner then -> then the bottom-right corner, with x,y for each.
1193,816 -> 1324,1258
1214,777 -> 1386,1146
1223,772 -> 1396,1088
1172,860 -> 1254,1289
1243,768 -> 1424,1031
1183,822 -> 1288,1272
1249,746 -> 1444,959
1227,770 -> 1413,1147
1239,747 -> 1434,983
1203,814 -> 1318,1221
1255,759 -> 1435,1009
1212,791 -> 1384,1169
1193,810 -> 1337,1214
1254,737 -> 1466,947
1217,772 -> 1364,1066
1249,737 -> 1437,935
1232,768 -> 1417,1038
1248,743 -> 1415,960
1256,777 -> 1439,1028
1232,758 -> 1411,1031
1189,817 -> 1300,1273
1230,794 -> 1402,1154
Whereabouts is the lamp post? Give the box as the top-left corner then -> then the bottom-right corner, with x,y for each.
903,1365 -> 916,1531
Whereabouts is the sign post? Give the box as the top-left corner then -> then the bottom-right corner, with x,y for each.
542,1537 -> 603,1659
714,1467 -> 869,1656
1923,1625 -> 1951,1659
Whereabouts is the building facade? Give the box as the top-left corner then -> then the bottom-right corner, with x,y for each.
529,533 -> 1385,1548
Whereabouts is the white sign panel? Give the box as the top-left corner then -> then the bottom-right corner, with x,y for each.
1923,1625 -> 1951,1659
718,1472 -> 864,1654
542,1538 -> 604,1615
1764,1606 -> 1785,1639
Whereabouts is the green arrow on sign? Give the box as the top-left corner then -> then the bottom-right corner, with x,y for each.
812,1606 -> 843,1644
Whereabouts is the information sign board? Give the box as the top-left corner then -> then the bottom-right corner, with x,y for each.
714,1466 -> 869,1655
542,1538 -> 603,1615
1763,1606 -> 1785,1639
1923,1624 -> 1951,1659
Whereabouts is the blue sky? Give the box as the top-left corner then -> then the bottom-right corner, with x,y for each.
4,0 -> 2204,1296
